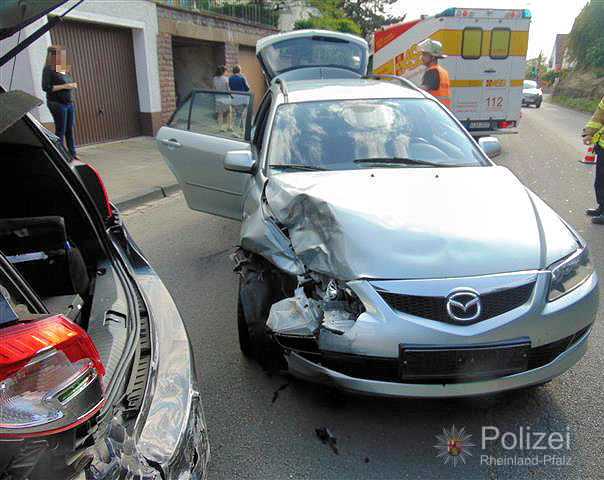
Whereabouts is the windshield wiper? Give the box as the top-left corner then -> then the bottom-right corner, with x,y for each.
270,164 -> 328,171
353,157 -> 455,168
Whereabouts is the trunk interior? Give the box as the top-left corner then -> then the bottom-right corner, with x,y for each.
0,115 -> 140,479
0,117 -> 132,386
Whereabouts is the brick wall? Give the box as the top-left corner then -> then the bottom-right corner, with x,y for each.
224,42 -> 239,68
156,4 -> 277,124
158,32 -> 177,125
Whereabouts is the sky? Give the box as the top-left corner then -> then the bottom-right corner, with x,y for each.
389,0 -> 589,60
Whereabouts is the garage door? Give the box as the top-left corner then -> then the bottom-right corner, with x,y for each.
51,20 -> 141,145
238,46 -> 266,112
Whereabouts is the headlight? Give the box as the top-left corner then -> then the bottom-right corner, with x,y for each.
547,247 -> 593,301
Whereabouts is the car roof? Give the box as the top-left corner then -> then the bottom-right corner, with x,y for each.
272,79 -> 427,104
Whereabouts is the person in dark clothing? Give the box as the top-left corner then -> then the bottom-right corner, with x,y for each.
228,65 -> 250,130
42,45 -> 78,158
228,65 -> 250,92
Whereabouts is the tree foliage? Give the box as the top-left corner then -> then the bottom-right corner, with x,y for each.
342,0 -> 403,37
525,52 -> 548,80
567,0 -> 604,69
294,0 -> 362,34
294,0 -> 401,37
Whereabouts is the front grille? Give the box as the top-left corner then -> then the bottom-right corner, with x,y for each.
305,325 -> 592,384
378,282 -> 535,324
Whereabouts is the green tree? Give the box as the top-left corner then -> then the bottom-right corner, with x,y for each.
294,0 -> 401,37
294,0 -> 361,34
567,0 -> 604,69
342,0 -> 403,37
525,52 -> 548,81
294,16 -> 362,34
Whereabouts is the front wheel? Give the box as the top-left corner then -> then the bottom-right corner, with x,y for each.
236,275 -> 284,370
237,289 -> 253,357
536,99 -> 542,108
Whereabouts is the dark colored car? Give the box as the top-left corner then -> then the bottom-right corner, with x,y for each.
0,2 -> 209,479
522,80 -> 543,108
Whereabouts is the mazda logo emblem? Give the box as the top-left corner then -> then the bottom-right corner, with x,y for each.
446,291 -> 481,323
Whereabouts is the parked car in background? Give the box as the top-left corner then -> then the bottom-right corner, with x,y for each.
157,30 -> 599,399
522,80 -> 543,108
0,1 -> 208,479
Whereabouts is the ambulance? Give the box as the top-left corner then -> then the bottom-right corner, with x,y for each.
371,7 -> 531,136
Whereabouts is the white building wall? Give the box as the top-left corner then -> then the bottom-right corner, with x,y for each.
0,0 -> 160,123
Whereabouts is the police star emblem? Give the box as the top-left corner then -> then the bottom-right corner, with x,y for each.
434,425 -> 475,466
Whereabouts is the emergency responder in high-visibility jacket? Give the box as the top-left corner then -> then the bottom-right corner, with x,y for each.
583,96 -> 604,223
418,39 -> 451,109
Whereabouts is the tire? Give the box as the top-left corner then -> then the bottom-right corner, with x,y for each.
236,274 -> 284,370
237,287 -> 253,357
536,100 -> 542,108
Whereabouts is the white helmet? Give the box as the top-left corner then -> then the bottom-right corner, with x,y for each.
418,39 -> 447,59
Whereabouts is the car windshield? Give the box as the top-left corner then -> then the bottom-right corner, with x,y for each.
524,80 -> 537,89
267,98 -> 486,172
262,37 -> 364,77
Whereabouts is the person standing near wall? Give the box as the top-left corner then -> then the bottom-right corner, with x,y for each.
228,65 -> 250,133
42,45 -> 78,158
212,65 -> 231,131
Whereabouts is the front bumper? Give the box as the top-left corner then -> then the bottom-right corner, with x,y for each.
285,271 -> 598,398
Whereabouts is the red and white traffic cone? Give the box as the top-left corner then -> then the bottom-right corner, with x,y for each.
581,145 -> 597,164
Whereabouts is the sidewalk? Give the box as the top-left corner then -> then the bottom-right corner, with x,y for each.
77,136 -> 179,210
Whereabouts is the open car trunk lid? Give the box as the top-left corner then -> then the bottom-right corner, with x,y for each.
0,0 -> 69,40
0,0 -> 78,68
256,29 -> 369,82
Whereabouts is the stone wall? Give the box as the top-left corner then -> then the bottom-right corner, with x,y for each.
158,32 -> 177,125
553,69 -> 604,101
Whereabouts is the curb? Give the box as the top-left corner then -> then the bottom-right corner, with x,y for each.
115,183 -> 181,211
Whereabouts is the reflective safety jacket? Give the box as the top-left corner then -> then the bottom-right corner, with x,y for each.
584,97 -> 604,148
424,64 -> 452,108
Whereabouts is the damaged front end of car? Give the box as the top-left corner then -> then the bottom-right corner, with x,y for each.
232,168 -> 598,398
232,175 -> 370,375
233,247 -> 367,374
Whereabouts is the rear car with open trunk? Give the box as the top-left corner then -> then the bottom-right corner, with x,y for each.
0,2 -> 209,478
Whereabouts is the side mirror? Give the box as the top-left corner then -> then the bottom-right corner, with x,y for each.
224,150 -> 256,174
478,136 -> 502,159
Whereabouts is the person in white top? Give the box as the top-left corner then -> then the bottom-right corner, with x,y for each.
212,66 -> 231,131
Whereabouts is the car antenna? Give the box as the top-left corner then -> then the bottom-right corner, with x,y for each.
363,74 -> 426,96
275,78 -> 288,103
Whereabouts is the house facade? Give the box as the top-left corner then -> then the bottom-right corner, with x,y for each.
0,0 -> 278,144
549,33 -> 571,72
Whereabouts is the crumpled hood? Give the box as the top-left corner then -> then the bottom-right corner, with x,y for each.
265,166 -> 578,280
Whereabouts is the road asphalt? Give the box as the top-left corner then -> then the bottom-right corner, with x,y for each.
123,101 -> 603,480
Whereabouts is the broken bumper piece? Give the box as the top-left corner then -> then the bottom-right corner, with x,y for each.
284,328 -> 590,398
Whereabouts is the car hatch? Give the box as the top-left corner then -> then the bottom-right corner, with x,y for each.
256,29 -> 369,82
0,0 -> 74,67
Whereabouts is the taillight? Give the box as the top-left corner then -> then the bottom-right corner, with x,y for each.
0,315 -> 105,438
85,163 -> 113,220
73,161 -> 113,221
498,120 -> 516,129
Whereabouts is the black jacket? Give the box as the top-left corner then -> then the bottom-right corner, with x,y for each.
42,66 -> 74,104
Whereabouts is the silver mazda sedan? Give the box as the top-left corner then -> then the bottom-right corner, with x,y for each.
157,30 -> 598,398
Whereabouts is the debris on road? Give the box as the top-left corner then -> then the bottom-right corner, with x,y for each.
271,382 -> 290,404
315,427 -> 339,455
